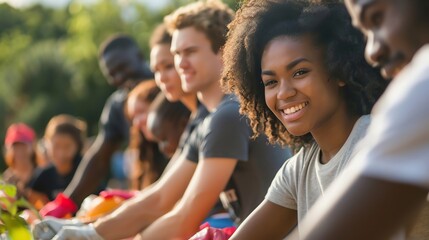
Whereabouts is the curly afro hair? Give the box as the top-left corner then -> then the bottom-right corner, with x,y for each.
222,0 -> 387,148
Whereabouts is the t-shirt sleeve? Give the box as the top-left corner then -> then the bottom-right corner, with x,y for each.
200,101 -> 251,161
265,151 -> 302,210
356,47 -> 429,189
182,125 -> 201,163
178,105 -> 209,155
99,91 -> 129,142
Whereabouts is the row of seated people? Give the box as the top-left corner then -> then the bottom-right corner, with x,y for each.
25,0 -> 429,239
2,83 -> 190,217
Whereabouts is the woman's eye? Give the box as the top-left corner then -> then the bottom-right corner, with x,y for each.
166,64 -> 175,69
293,69 -> 309,78
262,79 -> 277,88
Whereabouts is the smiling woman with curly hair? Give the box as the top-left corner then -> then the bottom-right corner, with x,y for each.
222,0 -> 386,150
222,0 -> 388,239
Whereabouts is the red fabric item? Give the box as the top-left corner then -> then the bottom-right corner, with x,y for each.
4,123 -> 36,147
189,225 -> 236,240
99,189 -> 137,200
40,193 -> 78,218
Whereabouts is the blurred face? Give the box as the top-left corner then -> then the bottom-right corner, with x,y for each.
100,48 -> 145,88
149,117 -> 186,158
261,36 -> 345,136
345,0 -> 429,79
150,44 -> 185,102
46,133 -> 78,175
8,142 -> 33,169
171,27 -> 223,94
127,96 -> 155,141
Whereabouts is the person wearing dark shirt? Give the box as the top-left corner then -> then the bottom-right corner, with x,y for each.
39,35 -> 153,218
30,115 -> 87,201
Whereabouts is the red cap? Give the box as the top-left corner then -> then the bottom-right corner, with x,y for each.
4,123 -> 36,147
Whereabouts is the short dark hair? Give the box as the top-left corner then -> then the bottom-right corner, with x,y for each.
222,0 -> 387,147
150,24 -> 172,48
98,34 -> 140,59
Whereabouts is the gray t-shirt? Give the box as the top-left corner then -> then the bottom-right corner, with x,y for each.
266,115 -> 370,224
182,95 -> 290,223
177,103 -> 209,151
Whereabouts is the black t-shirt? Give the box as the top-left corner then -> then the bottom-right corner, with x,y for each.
29,155 -> 81,201
100,89 -> 130,143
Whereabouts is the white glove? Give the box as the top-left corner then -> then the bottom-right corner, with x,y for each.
52,224 -> 104,240
33,217 -> 84,240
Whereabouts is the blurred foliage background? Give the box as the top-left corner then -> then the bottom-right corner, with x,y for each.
0,0 -> 240,170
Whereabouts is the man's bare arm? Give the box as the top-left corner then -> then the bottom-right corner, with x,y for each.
137,158 -> 238,240
93,156 -> 197,240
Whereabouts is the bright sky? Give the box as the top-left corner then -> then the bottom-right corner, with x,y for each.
0,0 -> 169,9
0,0 -> 70,8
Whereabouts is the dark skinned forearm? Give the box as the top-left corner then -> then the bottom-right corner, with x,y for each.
296,175 -> 428,240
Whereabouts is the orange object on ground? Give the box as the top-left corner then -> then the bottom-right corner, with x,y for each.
79,196 -> 125,223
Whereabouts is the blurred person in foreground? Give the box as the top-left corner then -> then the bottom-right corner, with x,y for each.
292,1 -> 429,239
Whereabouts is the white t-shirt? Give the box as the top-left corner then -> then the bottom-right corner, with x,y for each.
265,115 -> 371,223
353,45 -> 429,189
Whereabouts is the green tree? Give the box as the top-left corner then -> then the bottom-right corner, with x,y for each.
0,0 -> 242,172
0,41 -> 78,135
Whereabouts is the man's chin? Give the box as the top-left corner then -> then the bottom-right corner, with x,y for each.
380,68 -> 394,81
182,84 -> 197,94
165,94 -> 181,102
381,65 -> 405,81
380,54 -> 410,80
